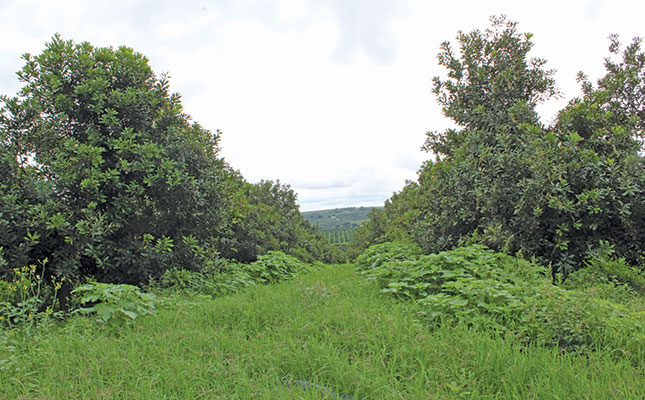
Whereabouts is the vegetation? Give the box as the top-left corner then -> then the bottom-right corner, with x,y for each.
1,265 -> 643,399
0,35 -> 340,295
0,34 -> 232,286
356,242 -> 643,358
0,261 -> 63,332
349,190 -> 422,259
1,16 -> 644,399
303,207 -> 378,258
352,16 -> 645,276
72,281 -> 157,327
220,179 -> 341,264
302,207 -> 377,231
323,228 -> 354,244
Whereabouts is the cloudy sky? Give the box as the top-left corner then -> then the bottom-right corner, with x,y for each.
1,0 -> 643,210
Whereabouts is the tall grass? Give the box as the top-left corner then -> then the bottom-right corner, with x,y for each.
1,265 -> 642,399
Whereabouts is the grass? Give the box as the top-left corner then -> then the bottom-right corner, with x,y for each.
1,264 -> 643,399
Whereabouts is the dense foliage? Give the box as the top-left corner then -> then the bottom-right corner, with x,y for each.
356,242 -> 644,357
157,250 -> 322,298
353,241 -> 423,272
0,35 -> 339,298
348,183 -> 422,258
352,16 -> 645,275
221,178 -> 340,264
1,21 -> 642,399
0,35 -> 233,286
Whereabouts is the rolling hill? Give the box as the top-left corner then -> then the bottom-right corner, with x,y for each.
301,206 -> 379,231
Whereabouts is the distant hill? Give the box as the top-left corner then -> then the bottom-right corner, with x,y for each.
302,206 -> 379,231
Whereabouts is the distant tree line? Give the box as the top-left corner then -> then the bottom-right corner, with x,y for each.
351,16 -> 645,275
0,35 -> 342,295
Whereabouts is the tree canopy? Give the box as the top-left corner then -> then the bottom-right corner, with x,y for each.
353,16 -> 645,275
0,35 -> 340,288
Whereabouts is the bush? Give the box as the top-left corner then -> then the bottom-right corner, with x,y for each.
361,245 -> 544,327
357,242 -> 644,361
159,267 -> 203,291
247,251 -> 310,284
72,282 -> 156,327
155,254 -> 322,298
518,284 -> 644,358
354,241 -> 422,273
155,259 -> 255,297
560,243 -> 645,305
518,284 -> 600,351
573,255 -> 645,294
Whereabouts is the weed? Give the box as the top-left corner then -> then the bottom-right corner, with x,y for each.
0,259 -> 64,333
358,242 -> 645,359
0,265 -> 642,399
72,282 -> 156,327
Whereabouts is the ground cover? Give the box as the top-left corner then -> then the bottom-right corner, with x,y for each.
1,264 -> 642,399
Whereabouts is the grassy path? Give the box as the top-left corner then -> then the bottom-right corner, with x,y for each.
1,264 -> 641,399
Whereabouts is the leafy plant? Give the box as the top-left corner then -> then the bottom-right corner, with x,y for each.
159,267 -> 203,291
361,245 -> 541,328
0,259 -> 63,331
247,251 -> 310,284
571,243 -> 645,292
354,241 -> 422,273
357,242 -> 644,356
517,283 -> 644,356
72,282 -> 156,327
154,253 -> 324,300
155,259 -> 256,297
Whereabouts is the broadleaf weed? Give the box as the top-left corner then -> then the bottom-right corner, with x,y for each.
358,242 -> 644,361
72,282 -> 156,327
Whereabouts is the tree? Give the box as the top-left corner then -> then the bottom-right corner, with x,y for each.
348,181 -> 421,259
220,178 -> 341,263
414,16 -> 559,257
424,15 -> 558,157
359,17 -> 645,274
595,35 -> 645,142
417,19 -> 644,272
0,35 -> 231,285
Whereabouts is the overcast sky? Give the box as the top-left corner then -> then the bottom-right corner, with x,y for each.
1,0 -> 643,210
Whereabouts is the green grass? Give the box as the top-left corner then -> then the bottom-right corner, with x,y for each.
1,265 -> 642,399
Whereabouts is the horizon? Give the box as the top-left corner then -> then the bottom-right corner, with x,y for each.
300,204 -> 382,213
